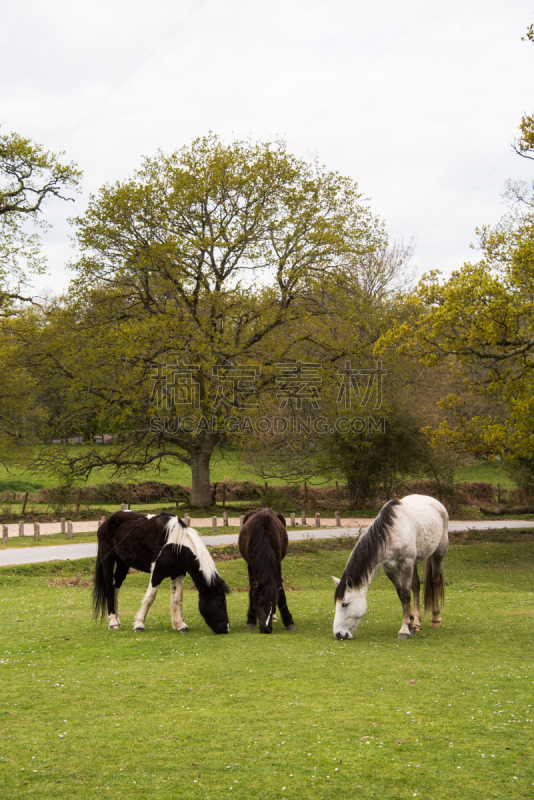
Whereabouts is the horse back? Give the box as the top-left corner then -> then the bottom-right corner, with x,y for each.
98,511 -> 169,572
391,495 -> 448,561
238,508 -> 288,564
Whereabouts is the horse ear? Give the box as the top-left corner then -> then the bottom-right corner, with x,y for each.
346,576 -> 354,589
276,513 -> 286,528
242,511 -> 254,525
331,576 -> 340,585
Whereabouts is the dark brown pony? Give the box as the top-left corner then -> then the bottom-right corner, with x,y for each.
238,508 -> 296,634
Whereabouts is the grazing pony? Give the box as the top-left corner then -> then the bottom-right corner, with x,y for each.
238,508 -> 296,634
332,494 -> 448,640
93,511 -> 230,634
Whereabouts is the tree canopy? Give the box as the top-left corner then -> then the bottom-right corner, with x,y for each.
380,180 -> 534,464
23,135 -> 387,506
0,131 -> 80,311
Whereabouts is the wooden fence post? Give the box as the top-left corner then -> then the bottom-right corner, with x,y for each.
98,516 -> 106,528
18,521 -> 24,537
239,515 -> 244,526
184,512 -> 190,526
222,484 -> 226,508
315,512 -> 320,528
223,511 -> 228,526
61,518 -> 66,534
335,510 -> 341,527
67,521 -> 73,539
33,523 -> 40,541
290,512 -> 295,527
2,525 -> 8,544
301,510 -> 306,525
212,516 -> 217,532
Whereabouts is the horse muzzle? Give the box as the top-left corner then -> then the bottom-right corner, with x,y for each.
214,623 -> 230,634
334,630 -> 353,640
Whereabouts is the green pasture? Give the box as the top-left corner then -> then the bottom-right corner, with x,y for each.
0,449 -> 512,497
0,537 -> 533,799
0,448 -> 260,495
455,461 -> 513,488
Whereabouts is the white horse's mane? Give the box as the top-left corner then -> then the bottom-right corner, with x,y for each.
164,517 -> 218,583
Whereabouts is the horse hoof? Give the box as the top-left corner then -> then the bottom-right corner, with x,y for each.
246,623 -> 256,629
286,623 -> 296,631
272,615 -> 278,622
431,620 -> 442,628
398,633 -> 411,640
134,627 -> 145,633
409,627 -> 418,635
109,624 -> 121,630
178,626 -> 189,633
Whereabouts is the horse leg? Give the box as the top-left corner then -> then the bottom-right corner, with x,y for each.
102,553 -> 121,629
133,571 -> 160,633
411,565 -> 421,633
384,565 -> 414,640
170,575 -> 189,632
246,566 -> 257,629
277,586 -> 296,630
112,557 -> 129,627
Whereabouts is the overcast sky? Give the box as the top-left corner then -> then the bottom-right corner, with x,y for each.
2,0 -> 533,294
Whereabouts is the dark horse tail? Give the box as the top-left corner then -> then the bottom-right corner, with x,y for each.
92,552 -> 107,620
247,510 -> 281,606
92,514 -> 119,620
423,560 -> 445,615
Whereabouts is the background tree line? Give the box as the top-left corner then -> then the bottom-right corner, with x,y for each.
1,22 -> 533,509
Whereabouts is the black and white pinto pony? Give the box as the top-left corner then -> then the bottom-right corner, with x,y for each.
93,511 -> 230,634
333,494 -> 448,640
238,508 -> 296,634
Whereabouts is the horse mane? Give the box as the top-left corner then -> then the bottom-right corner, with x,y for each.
242,509 -> 282,605
335,498 -> 401,600
164,516 -> 219,585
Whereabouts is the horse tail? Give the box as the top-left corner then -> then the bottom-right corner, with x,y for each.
92,513 -> 118,620
423,559 -> 445,615
92,549 -> 107,620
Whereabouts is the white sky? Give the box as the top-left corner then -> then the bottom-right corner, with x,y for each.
2,0 -> 533,294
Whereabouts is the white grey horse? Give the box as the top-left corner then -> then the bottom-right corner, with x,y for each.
332,494 -> 448,640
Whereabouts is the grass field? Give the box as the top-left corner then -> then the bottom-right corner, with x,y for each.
0,536 -> 533,799
0,449 -> 259,494
0,450 -> 513,496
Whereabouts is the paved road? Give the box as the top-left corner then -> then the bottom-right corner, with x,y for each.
1,520 -> 533,568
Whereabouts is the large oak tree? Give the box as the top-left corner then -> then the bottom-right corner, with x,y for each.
26,135 -> 386,506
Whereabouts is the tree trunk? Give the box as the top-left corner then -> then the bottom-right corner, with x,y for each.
189,450 -> 213,508
347,477 -> 363,509
480,504 -> 534,516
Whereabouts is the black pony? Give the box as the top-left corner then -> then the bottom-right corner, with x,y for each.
93,511 -> 230,634
238,508 -> 296,634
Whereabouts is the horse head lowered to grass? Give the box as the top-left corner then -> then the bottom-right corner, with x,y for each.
238,508 -> 296,633
93,511 -> 230,634
332,494 -> 448,640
